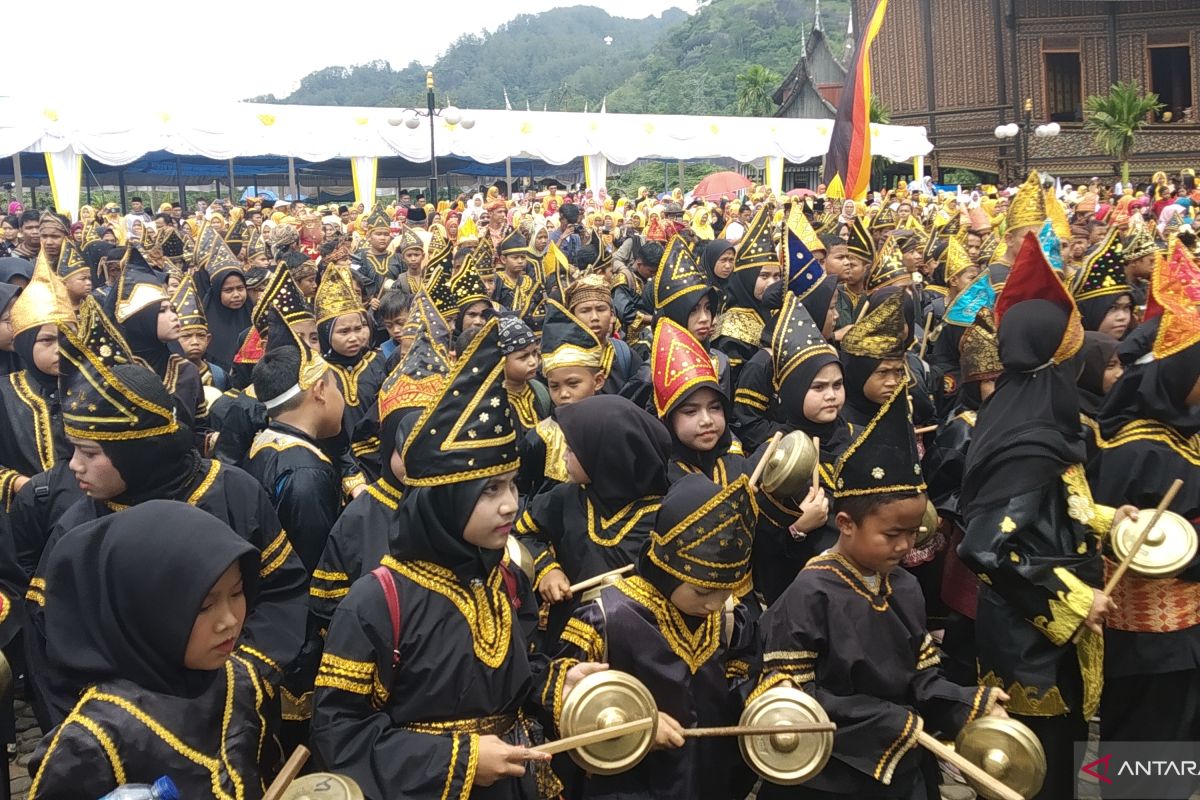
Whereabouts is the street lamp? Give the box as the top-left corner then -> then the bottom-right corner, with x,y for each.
387,71 -> 475,202
994,97 -> 1059,180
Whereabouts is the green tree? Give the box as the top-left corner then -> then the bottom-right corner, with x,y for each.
735,65 -> 781,116
869,93 -> 891,124
1084,81 -> 1163,185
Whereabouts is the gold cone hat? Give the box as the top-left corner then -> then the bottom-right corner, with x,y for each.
11,251 -> 75,337
314,264 -> 365,324
1005,171 -> 1047,231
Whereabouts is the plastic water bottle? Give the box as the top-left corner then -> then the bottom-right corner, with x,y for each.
99,776 -> 180,800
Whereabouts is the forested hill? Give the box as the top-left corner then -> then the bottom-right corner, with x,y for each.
251,0 -> 850,116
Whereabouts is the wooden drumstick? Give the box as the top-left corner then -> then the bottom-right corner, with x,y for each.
917,311 -> 934,361
914,424 -> 938,435
917,731 -> 1023,800
681,722 -> 836,738
534,717 -> 655,756
569,564 -> 635,594
263,745 -> 311,800
749,432 -> 784,493
1069,478 -> 1183,645
811,437 -> 821,493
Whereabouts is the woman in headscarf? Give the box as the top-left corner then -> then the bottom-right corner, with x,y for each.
959,234 -> 1137,800
1087,293 -> 1200,747
699,239 -> 735,298
28,500 -> 273,799
200,265 -> 252,372
26,356 -> 307,729
0,282 -> 20,377
0,257 -> 33,289
838,287 -> 916,426
709,212 -> 777,386
1075,330 -> 1122,457
312,320 -> 560,800
516,394 -> 670,648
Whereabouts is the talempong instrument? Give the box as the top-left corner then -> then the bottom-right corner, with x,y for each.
264,746 -> 311,800
549,670 -> 836,784
929,716 -> 1047,800
1109,507 -> 1196,579
759,430 -> 819,502
280,774 -> 364,800
505,536 -> 535,583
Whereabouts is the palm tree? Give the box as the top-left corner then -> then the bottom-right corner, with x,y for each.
869,93 -> 891,124
1084,81 -> 1163,185
735,65 -> 781,116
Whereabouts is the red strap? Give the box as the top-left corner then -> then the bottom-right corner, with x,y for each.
499,563 -> 521,610
371,566 -> 401,668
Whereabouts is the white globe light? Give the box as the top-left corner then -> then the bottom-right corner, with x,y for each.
1048,122 -> 1061,135
387,118 -> 404,127
994,125 -> 1007,138
404,115 -> 421,130
460,117 -> 476,130
444,106 -> 462,125
1006,123 -> 1020,137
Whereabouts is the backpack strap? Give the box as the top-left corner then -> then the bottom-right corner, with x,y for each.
371,565 -> 402,668
499,563 -> 521,610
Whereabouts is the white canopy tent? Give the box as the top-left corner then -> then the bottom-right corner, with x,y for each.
0,96 -> 933,218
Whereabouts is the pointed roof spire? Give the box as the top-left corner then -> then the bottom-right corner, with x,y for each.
600,96 -> 607,113
813,0 -> 823,31
844,2 -> 855,61
526,99 -> 531,112
503,88 -> 512,111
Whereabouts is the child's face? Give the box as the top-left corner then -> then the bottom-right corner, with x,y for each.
842,255 -> 868,286
330,313 -> 368,358
803,363 -> 844,424
687,295 -> 714,342
68,438 -> 126,499
297,274 -> 318,297
502,253 -> 528,273
504,344 -> 540,384
563,446 -> 590,485
546,366 -> 604,407
314,372 -> 346,439
462,471 -> 519,550
671,388 -> 725,452
183,561 -> 246,671
863,360 -> 906,404
178,329 -> 211,360
669,583 -> 731,618
753,264 -> 782,301
382,313 -> 409,345
403,248 -> 424,269
835,494 -> 926,575
156,301 -> 182,343
572,300 -> 613,341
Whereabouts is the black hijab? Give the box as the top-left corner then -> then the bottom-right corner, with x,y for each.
1098,339 -> 1200,439
699,239 -> 735,293
801,274 -> 840,334
318,312 -> 367,368
557,394 -> 671,517
779,350 -> 853,457
0,283 -> 22,375
99,364 -> 203,506
43,499 -> 259,697
0,258 -> 33,286
962,300 -> 1085,516
120,301 -> 172,377
839,287 -> 916,425
202,270 -> 252,371
393,478 -> 500,582
1076,331 -> 1119,418
14,327 -> 58,393
81,240 -> 115,286
1077,291 -> 1131,336
665,385 -> 734,476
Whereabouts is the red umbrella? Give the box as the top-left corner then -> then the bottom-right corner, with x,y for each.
786,188 -> 816,198
692,171 -> 752,201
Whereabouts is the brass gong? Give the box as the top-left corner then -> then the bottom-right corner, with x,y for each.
737,685 -> 833,785
280,774 -> 364,800
580,573 -> 624,604
954,717 -> 1046,800
558,670 -> 658,774
761,431 -> 820,501
505,536 -> 535,584
916,499 -> 939,547
202,385 -> 224,416
1110,509 -> 1197,579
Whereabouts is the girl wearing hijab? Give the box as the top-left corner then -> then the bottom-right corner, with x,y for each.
959,234 -> 1137,800
313,320 -> 564,800
710,208 -> 779,386
199,264 -> 251,372
838,288 -> 914,426
1087,256 -> 1200,747
0,256 -> 73,511
313,265 -> 388,480
1075,330 -> 1122,458
516,394 -> 671,648
27,334 -> 307,729
0,281 -> 21,377
110,261 -> 204,430
698,238 -> 735,299
650,319 -> 746,486
1071,228 -> 1135,340
28,501 -> 272,799
538,473 -> 759,800
653,238 -> 732,398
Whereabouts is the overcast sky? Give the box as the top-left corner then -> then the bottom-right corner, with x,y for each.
3,1 -> 697,104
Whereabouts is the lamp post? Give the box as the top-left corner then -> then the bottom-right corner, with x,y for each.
387,72 -> 475,203
994,97 -> 1059,181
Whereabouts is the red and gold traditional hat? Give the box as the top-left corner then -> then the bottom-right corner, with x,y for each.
1149,241 -> 1200,360
650,317 -> 721,418
995,231 -> 1083,364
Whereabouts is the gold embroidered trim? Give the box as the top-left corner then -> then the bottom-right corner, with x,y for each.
72,715 -> 127,785
405,713 -> 516,737
714,306 -> 765,346
365,479 -> 403,510
748,672 -> 795,703
188,459 -> 221,505
383,556 -> 513,669
542,658 -> 577,733
328,352 -> 377,407
1031,566 -> 1094,646
585,496 -> 661,547
875,712 -> 922,785
561,617 -> 605,661
1060,463 -> 1113,535
979,671 -> 1070,717
616,575 -> 719,674
507,385 -> 542,430
11,372 -> 55,470
1100,419 -> 1200,466
804,552 -> 893,611
534,417 -> 569,484
248,429 -> 332,464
